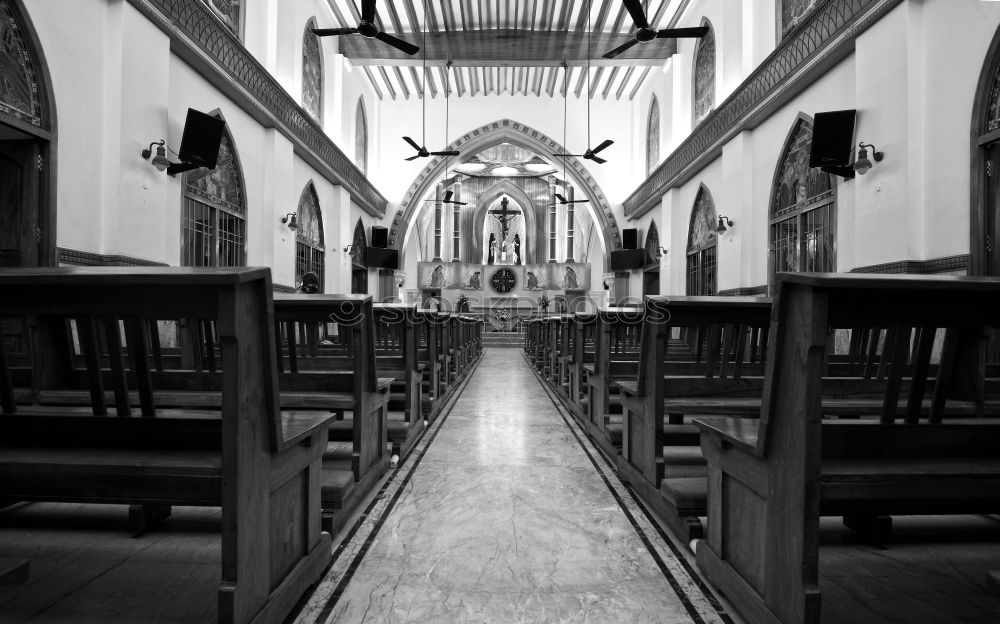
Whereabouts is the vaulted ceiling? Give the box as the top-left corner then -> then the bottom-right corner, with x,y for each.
321,0 -> 691,101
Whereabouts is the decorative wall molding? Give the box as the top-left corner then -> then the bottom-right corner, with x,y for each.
717,285 -> 768,296
127,0 -> 387,218
57,248 -> 169,267
623,0 -> 904,221
850,254 -> 970,275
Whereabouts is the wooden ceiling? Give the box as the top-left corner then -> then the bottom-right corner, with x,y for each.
322,1 -> 689,101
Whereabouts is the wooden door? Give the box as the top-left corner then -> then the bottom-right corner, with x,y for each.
0,141 -> 40,267
643,270 -> 660,297
351,266 -> 368,294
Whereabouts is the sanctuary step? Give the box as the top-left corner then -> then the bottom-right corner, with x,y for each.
481,331 -> 525,348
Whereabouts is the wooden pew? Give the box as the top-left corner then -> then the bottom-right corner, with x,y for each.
372,303 -> 424,460
617,296 -> 771,542
271,294 -> 392,534
584,308 -> 644,459
562,313 -> 597,421
694,273 -> 1000,624
0,267 -> 332,624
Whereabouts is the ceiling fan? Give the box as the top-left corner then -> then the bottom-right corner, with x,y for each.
403,8 -> 460,161
553,193 -> 589,205
423,190 -> 467,206
603,0 -> 709,59
554,1 -> 613,166
312,0 -> 419,56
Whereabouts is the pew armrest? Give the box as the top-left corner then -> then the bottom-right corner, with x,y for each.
617,380 -> 638,397
693,416 -> 759,454
280,411 -> 335,450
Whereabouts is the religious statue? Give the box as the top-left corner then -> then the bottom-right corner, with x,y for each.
488,196 -> 521,265
564,266 -> 578,290
468,271 -> 481,290
487,233 -> 496,264
513,234 -> 521,265
429,265 -> 445,288
526,271 -> 539,290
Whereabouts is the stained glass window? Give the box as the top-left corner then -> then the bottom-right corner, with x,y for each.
295,183 -> 325,291
779,0 -> 821,40
356,98 -> 368,175
647,96 -> 660,176
0,0 -> 42,127
693,22 -> 715,125
203,0 -> 242,38
769,117 -> 836,286
686,187 -> 717,295
645,221 -> 660,267
303,21 -> 323,123
987,64 -> 1000,133
181,126 -> 247,267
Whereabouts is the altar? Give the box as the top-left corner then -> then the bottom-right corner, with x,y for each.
476,297 -> 535,332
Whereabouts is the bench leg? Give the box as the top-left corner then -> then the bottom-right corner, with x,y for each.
843,514 -> 892,546
129,504 -> 173,536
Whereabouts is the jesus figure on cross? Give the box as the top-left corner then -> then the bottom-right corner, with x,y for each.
488,196 -> 521,264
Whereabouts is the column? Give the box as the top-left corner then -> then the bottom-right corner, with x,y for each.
565,186 -> 575,262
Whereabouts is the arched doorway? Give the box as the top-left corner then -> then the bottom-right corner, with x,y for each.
0,0 -> 56,267
686,186 -> 718,295
643,220 -> 661,296
295,182 -> 325,291
971,24 -> 1000,276
768,115 -> 836,293
350,218 -> 368,294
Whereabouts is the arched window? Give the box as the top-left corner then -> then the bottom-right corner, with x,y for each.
302,19 -> 323,123
181,124 -> 247,267
778,1 -> 821,41
693,20 -> 715,125
295,182 -> 325,290
203,0 -> 242,39
646,96 -> 660,176
769,116 -> 836,288
971,24 -> 1000,275
356,98 -> 368,175
686,186 -> 718,295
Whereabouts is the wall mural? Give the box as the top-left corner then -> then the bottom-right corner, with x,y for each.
693,23 -> 716,124
419,262 -> 590,293
204,0 -> 241,37
780,0 -> 822,39
302,21 -> 322,122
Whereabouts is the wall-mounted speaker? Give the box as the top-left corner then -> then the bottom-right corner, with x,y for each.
365,247 -> 398,269
622,228 -> 639,250
371,226 -> 389,248
809,109 -> 856,178
178,109 -> 226,170
609,249 -> 645,271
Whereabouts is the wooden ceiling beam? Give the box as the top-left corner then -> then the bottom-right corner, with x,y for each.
338,30 -> 676,66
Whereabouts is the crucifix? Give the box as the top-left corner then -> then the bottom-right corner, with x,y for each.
489,196 -> 521,263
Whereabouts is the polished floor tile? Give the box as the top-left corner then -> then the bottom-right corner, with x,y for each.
297,349 -> 728,624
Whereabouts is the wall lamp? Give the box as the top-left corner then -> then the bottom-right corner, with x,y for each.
141,139 -> 200,176
281,213 -> 298,231
657,247 -> 669,258
853,142 -> 884,175
343,244 -> 354,253
716,216 -> 734,233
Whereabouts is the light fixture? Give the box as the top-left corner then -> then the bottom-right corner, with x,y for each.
281,213 -> 298,231
716,216 -> 734,233
657,246 -> 669,257
853,142 -> 884,175
343,244 -> 354,253
141,140 -> 170,172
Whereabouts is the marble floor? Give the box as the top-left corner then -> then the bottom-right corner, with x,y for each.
295,349 -> 732,624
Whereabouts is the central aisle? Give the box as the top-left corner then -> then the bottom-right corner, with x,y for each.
297,349 -> 730,623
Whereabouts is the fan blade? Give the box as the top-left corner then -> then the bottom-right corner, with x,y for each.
405,155 -> 421,161
443,190 -> 454,203
453,201 -> 468,206
554,193 -> 568,204
430,150 -> 461,156
402,136 -> 422,152
656,26 -> 710,38
552,153 -> 582,157
602,39 -> 639,60
361,0 -> 376,24
622,0 -> 649,29
591,139 -> 614,154
375,31 -> 420,56
589,154 -> 607,165
313,28 -> 358,36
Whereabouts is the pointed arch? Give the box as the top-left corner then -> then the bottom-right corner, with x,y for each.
644,220 -> 661,267
970,23 -> 1000,276
686,185 -> 718,295
768,114 -> 837,290
470,180 -> 539,264
693,18 -> 716,126
181,113 -> 247,267
646,96 -> 660,176
355,97 -> 368,175
0,0 -> 57,266
390,119 -> 619,257
302,18 -> 323,123
295,181 -> 325,290
351,218 -> 368,267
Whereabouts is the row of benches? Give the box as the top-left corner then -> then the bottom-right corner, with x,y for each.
526,272 -> 1000,624
0,267 -> 482,624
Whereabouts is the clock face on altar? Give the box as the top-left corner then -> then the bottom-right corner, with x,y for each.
490,268 -> 517,293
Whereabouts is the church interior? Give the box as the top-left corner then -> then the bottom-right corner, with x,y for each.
3,0 -> 1000,622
